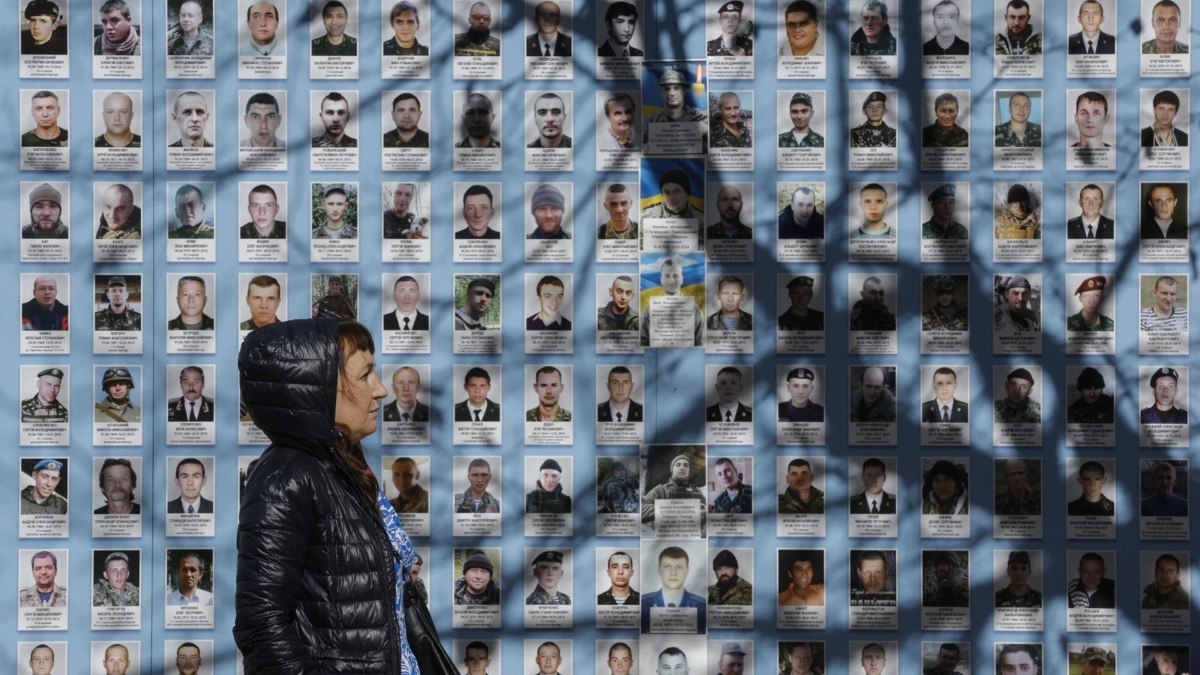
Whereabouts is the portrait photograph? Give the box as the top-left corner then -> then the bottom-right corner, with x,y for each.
165,182 -> 215,250
21,0 -> 70,57
452,90 -> 503,166
524,0 -> 574,58
19,456 -> 69,519
90,548 -> 142,607
164,640 -> 213,675
1138,365 -> 1189,431
164,89 -> 214,147
992,457 -> 1043,524
92,456 -> 143,517
1065,365 -> 1117,440
309,90 -> 359,148
638,539 -> 709,633
92,363 -> 142,427
523,364 -> 574,427
1140,88 -> 1190,170
1139,458 -> 1188,520
308,0 -> 359,57
311,273 -> 358,322
1142,645 -> 1192,674
18,550 -> 70,629
21,89 -> 70,170
775,90 -> 827,171
381,181 -> 432,243
1139,0 -> 1191,76
1138,273 -> 1188,355
164,272 -> 216,338
89,642 -> 141,675
379,365 -> 432,432
921,0 -> 971,59
847,181 -> 899,254
17,642 -> 68,673
309,182 -> 360,254
707,91 -> 753,160
238,0 -> 287,57
452,0 -> 502,70
992,89 -> 1044,170
167,0 -> 215,59
640,60 -> 709,155
19,181 -> 70,260
1139,550 -> 1191,623
848,0 -> 900,79
993,0 -> 1044,75
238,272 -> 286,334
237,89 -> 287,149
524,273 -> 574,332
778,0 -> 826,59
165,456 -> 215,513
777,549 -> 825,607
20,273 -> 70,345
380,91 -> 431,170
91,90 -> 143,167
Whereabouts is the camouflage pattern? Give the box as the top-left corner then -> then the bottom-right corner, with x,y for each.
994,121 -> 1042,147
708,576 -> 753,605
923,124 -> 969,148
921,219 -> 969,239
453,577 -> 500,605
597,303 -> 639,332
707,34 -> 753,56
994,488 -> 1041,516
600,476 -> 640,513
18,584 -> 67,607
923,567 -> 969,607
454,137 -> 501,148
93,579 -> 140,607
995,31 -> 1043,54
778,129 -> 825,147
598,221 -> 639,240
454,490 -> 501,513
709,120 -> 752,148
849,301 -> 896,331
21,396 -> 68,423
994,211 -> 1041,239
312,134 -> 358,148
311,34 -> 357,56
778,309 -> 824,332
526,585 -> 570,605
95,399 -> 141,423
994,586 -> 1042,608
779,485 -> 824,514
313,295 -> 356,320
454,33 -> 500,56
850,122 -> 897,147
167,314 -> 215,330
95,307 -> 142,331
712,484 -> 752,513
1067,396 -> 1114,424
389,485 -> 429,514
526,407 -> 572,422
641,201 -> 702,221
922,305 -> 968,331
525,483 -> 572,513
1141,39 -> 1189,53
994,306 -> 1041,332
313,223 -> 358,239
1066,312 -> 1114,332
994,398 -> 1041,424
19,485 -> 68,514
1142,581 -> 1190,609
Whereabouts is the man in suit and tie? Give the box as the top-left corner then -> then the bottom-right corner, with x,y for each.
167,366 -> 214,422
383,275 -> 429,331
1066,184 -> 1114,239
707,366 -> 753,422
921,367 -> 968,423
454,367 -> 501,422
525,1 -> 571,56
598,1 -> 642,56
1067,0 -> 1114,54
383,366 -> 429,422
167,458 -> 213,513
598,366 -> 643,422
849,458 -> 896,514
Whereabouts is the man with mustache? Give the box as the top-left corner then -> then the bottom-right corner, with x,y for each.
167,366 -> 213,422
708,549 -> 752,605
528,93 -> 571,148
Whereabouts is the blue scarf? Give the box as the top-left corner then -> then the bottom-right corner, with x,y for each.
376,488 -> 420,674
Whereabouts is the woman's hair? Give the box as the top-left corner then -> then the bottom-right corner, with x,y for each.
334,321 -> 380,504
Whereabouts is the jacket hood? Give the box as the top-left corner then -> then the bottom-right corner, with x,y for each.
238,318 -> 340,456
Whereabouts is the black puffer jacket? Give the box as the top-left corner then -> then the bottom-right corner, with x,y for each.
234,318 -> 403,673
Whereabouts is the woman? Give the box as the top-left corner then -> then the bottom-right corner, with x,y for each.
235,318 -> 420,673
922,92 -> 969,148
922,459 -> 968,515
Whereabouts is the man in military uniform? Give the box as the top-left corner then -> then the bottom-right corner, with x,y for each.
1067,462 -> 1115,516
312,275 -> 356,320
1141,367 -> 1187,424
779,92 -> 824,147
1142,554 -> 1190,609
456,93 -> 501,148
95,183 -> 142,239
921,184 -> 968,239
641,170 -> 703,241
22,275 -> 68,332
921,367 -> 968,423
707,367 -> 752,422
708,275 -> 752,331
312,187 -> 356,240
22,182 -> 68,239
850,276 -> 896,331
995,0 -> 1042,54
21,368 -> 68,423
641,453 -> 706,523
169,184 -> 214,239
922,275 -> 968,331
923,553 -> 969,607
526,550 -> 570,605
92,551 -> 140,607
21,1 -> 69,55
95,276 -> 142,331
597,552 -> 639,605
95,367 -> 140,423
241,184 -> 287,239
1067,276 -> 1113,332
383,94 -> 429,149
779,458 -> 824,513
779,369 -> 824,422
167,366 -> 214,423
525,458 -> 571,513
779,276 -> 824,331
715,643 -> 747,675
707,1 -> 752,55
167,0 -> 214,56
923,92 -> 969,148
924,643 -> 966,675
454,458 -> 501,511
454,550 -> 500,604
995,550 -> 1042,608
383,183 -> 427,239
526,366 -> 572,422
1066,553 -> 1115,607
850,0 -> 896,54
94,92 -> 141,148
640,255 -> 706,347
18,551 -> 67,607
311,1 -> 356,55
454,2 -> 500,56
169,91 -> 212,148
711,457 -> 752,513
994,458 -> 1040,516
994,92 -> 1041,147
383,1 -> 428,55
1066,184 -> 1114,239
312,92 -> 357,147
599,463 -> 639,514
525,1 -> 571,56
849,367 -> 897,423
707,187 -> 752,241
598,184 -> 638,240
22,90 -> 68,147
850,183 -> 894,239
643,69 -> 708,143
849,458 -> 896,513
710,92 -> 751,148
168,276 -> 215,330
994,183 -> 1041,239
708,550 -> 752,605
597,276 -> 639,332
20,458 -> 68,514
1068,0 -> 1114,54
993,275 -> 1040,332
994,367 -> 1040,424
850,91 -> 896,147
1142,0 -> 1188,53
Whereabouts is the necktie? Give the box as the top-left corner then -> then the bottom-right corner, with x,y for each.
1087,225 -> 1094,239
402,412 -> 411,422
1087,40 -> 1094,54
474,410 -> 481,422
188,504 -> 195,514
725,410 -> 732,422
616,412 -> 623,422
942,405 -> 949,422
621,48 -> 628,57
871,500 -> 879,514
188,402 -> 196,422
544,44 -> 551,56
403,317 -> 410,330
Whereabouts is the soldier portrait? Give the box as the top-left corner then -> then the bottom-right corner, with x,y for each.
707,548 -> 752,605
922,183 -> 968,240
709,457 -> 751,514
167,183 -> 214,239
240,183 -> 287,240
709,92 -> 752,148
94,366 -> 141,423
596,550 -> 639,606
640,446 -> 707,527
994,91 -> 1042,147
777,550 -> 824,606
525,0 -> 572,57
1066,367 -> 1114,424
310,0 -> 357,56
383,92 -> 429,148
849,457 -> 896,513
240,274 -> 285,331
1069,90 -> 1113,148
921,275 -> 968,331
849,91 -> 897,148
777,184 -> 825,240
168,0 -> 214,56
167,90 -> 213,148
454,0 -> 500,56
850,182 -> 896,239
94,182 -> 143,240
995,0 -> 1043,54
311,91 -> 357,148
92,550 -> 140,607
921,367 -> 968,423
850,0 -> 897,55
994,550 -> 1042,608
994,458 -> 1041,516
708,0 -> 753,56
707,274 -> 753,329
21,0 -> 69,55
923,92 -> 969,147
526,457 -> 572,513
778,91 -> 824,148
778,275 -> 825,331
779,457 -> 825,514
94,457 -> 142,515
922,0 -> 969,54
382,1 -> 428,55
1141,645 -> 1190,675
993,274 -> 1041,333
167,274 -> 215,331
22,89 -> 69,148
780,0 -> 823,55
525,550 -> 571,606
1141,0 -> 1189,54
93,275 -> 141,332
597,93 -> 639,152
1066,275 -> 1113,332
850,550 -> 896,599
526,183 -> 571,240
993,367 -> 1040,424
92,0 -> 142,56
597,458 -> 640,514
597,365 -> 643,423
922,551 -> 969,607
527,92 -> 572,149
642,67 -> 708,144
849,275 -> 896,332
1140,366 -> 1187,425
1139,274 -> 1188,332
311,273 -> 357,320
20,458 -> 68,515
311,183 -> 358,240
382,182 -> 430,239
1066,460 -> 1115,517
1066,183 -> 1114,239
455,92 -> 501,149
706,365 -> 753,423
526,366 -> 572,422
20,367 -> 68,423
18,550 -> 68,607
779,642 -> 825,675
993,182 -> 1041,240
1068,0 -> 1114,53
454,276 -> 499,330
239,91 -> 285,148
1141,552 -> 1190,610
93,91 -> 141,149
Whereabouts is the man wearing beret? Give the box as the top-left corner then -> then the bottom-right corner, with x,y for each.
1066,184 -> 1114,239
850,0 -> 896,54
994,183 -> 1040,239
921,184 -> 968,239
993,275 -> 1040,332
1067,368 -> 1114,424
708,1 -> 753,55
454,550 -> 500,605
526,550 -> 571,604
22,368 -> 68,423
93,551 -> 140,607
21,458 -> 68,514
922,276 -> 967,331
779,92 -> 824,147
779,276 -> 824,331
1141,367 -> 1187,424
95,367 -> 141,423
526,458 -> 572,513
708,550 -> 752,605
21,0 -> 69,54
995,551 -> 1042,608
22,275 -> 68,332
22,183 -> 68,239
95,276 -> 142,332
850,91 -> 896,147
994,368 -> 1040,424
643,70 -> 707,142
922,367 -> 968,423
779,368 -> 824,422
1067,276 -> 1113,331
528,184 -> 570,239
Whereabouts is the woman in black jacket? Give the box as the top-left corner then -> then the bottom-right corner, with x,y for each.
235,318 -> 420,673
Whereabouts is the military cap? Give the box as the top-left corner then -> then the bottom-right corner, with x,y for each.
1074,276 -> 1106,295
463,551 -> 494,574
717,0 -> 744,13
786,275 -> 814,290
720,642 -> 747,657
29,183 -> 62,209
530,184 -> 565,213
108,275 -> 127,287
862,91 -> 887,109
37,367 -> 65,379
1006,183 -> 1031,203
1007,550 -> 1031,565
712,549 -> 739,570
658,69 -> 688,86
1006,368 -> 1035,386
1075,367 -> 1106,391
24,0 -> 60,19
934,275 -> 957,292
102,367 -> 135,388
790,92 -> 813,107
659,168 -> 691,194
1081,648 -> 1109,665
611,461 -> 628,473
927,183 -> 956,202
787,367 -> 815,381
539,458 -> 563,473
32,458 -> 63,473
532,550 -> 563,566
1005,275 -> 1032,291
412,551 -> 424,565
467,277 -> 496,293
327,274 -> 344,284
1150,367 -> 1180,388
104,551 -> 130,566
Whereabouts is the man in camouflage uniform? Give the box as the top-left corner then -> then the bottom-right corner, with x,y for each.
95,275 -> 142,331
711,457 -> 752,513
597,277 -> 639,332
600,463 -> 639,513
922,275 -> 968,331
1066,276 -> 1113,332
923,552 -> 969,607
779,92 -> 824,147
995,0 -> 1042,54
707,1 -> 753,55
1142,554 -> 1190,609
92,551 -> 140,607
312,186 -> 357,240
709,92 -> 751,148
921,184 -> 968,239
994,550 -> 1042,608
994,458 -> 1040,515
994,184 -> 1041,239
850,91 -> 896,147
994,368 -> 1041,424
641,169 -> 703,225
311,92 -> 357,147
640,453 -> 706,523
778,276 -> 824,331
95,183 -> 143,239
643,69 -> 707,144
849,276 -> 896,331
310,1 -> 357,56
525,458 -> 572,513
1067,461 -> 1114,516
454,458 -> 501,513
922,92 -> 969,147
526,366 -> 572,422
454,551 -> 500,605
20,458 -> 68,514
924,643 -> 967,675
95,367 -> 141,423
708,549 -> 753,605
18,551 -> 67,607
849,0 -> 896,54
526,550 -> 571,605
993,275 -> 1040,332
21,368 -> 68,423
1066,367 -> 1113,424
312,275 -> 356,320
779,458 -> 825,514
454,2 -> 500,56
994,92 -> 1041,147
1141,0 -> 1188,53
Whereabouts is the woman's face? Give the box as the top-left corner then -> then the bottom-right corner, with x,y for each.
335,348 -> 387,442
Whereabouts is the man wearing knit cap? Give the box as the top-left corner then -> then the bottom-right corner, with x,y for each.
994,183 -> 1041,239
994,368 -> 1040,423
526,458 -> 572,513
708,550 -> 752,605
1140,367 -> 1187,424
708,1 -> 753,55
23,183 -> 68,239
528,184 -> 570,239
1067,276 -> 1113,331
1067,368 -> 1113,424
454,550 -> 500,605
526,550 -> 570,605
22,275 -> 68,332
850,91 -> 896,147
20,458 -> 68,514
641,168 -> 704,224
993,275 -> 1040,332
641,452 -> 706,523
